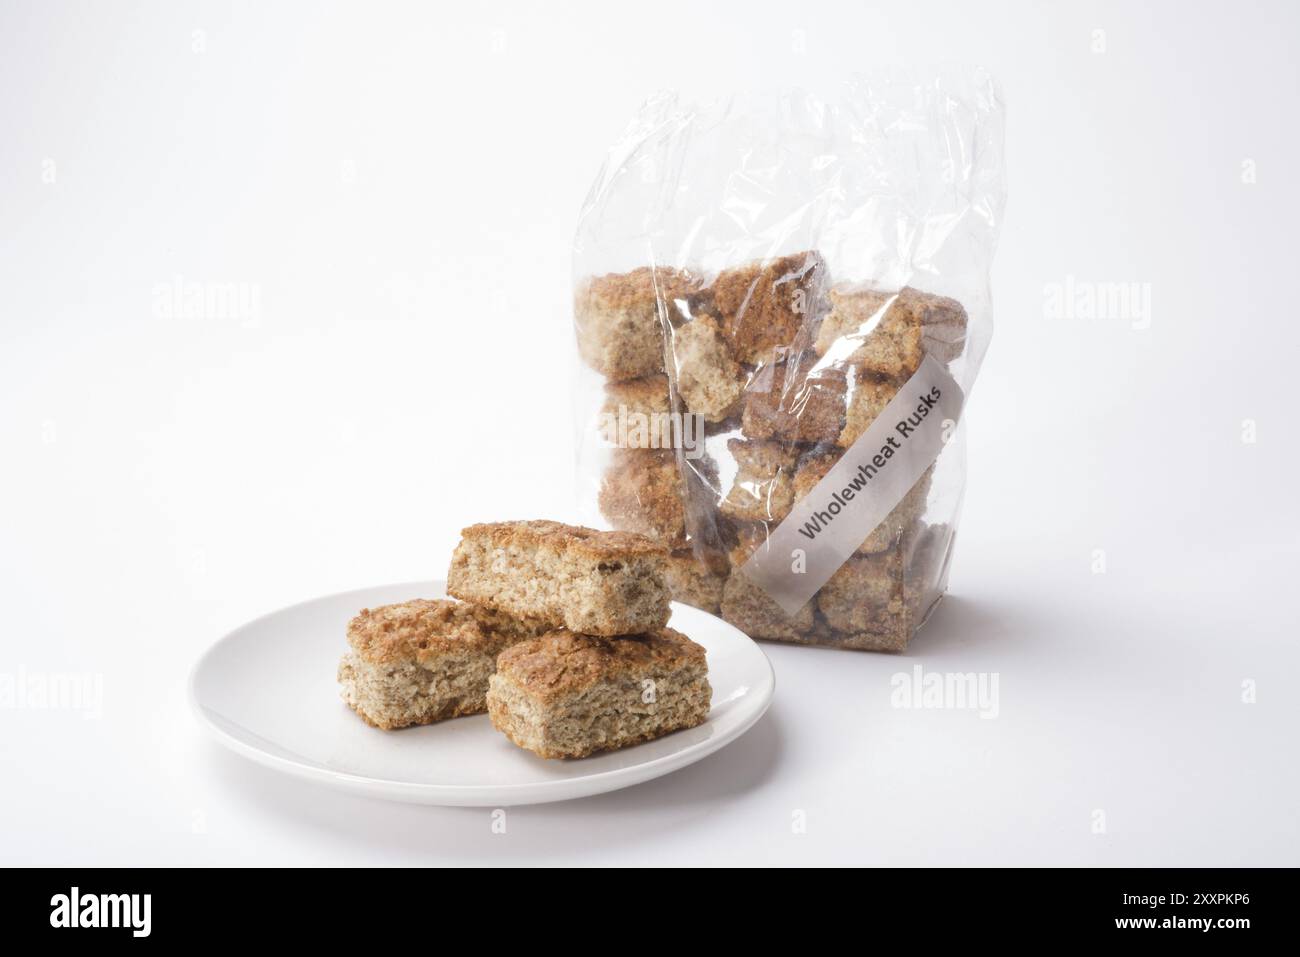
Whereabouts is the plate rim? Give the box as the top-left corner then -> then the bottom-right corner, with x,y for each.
188,580 -> 775,806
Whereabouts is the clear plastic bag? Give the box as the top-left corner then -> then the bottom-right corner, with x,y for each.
573,71 -> 1006,651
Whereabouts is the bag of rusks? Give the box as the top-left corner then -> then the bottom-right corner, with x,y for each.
573,73 -> 1006,652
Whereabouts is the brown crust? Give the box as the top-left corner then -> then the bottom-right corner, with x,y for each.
740,352 -> 901,449
602,375 -> 672,417
575,267 -> 705,381
710,251 -> 827,364
599,376 -> 674,451
740,354 -> 849,445
598,448 -> 688,545
345,598 -> 531,666
663,548 -> 729,614
836,373 -> 899,447
719,570 -> 815,640
577,266 -> 702,318
669,312 -> 747,421
817,550 -> 905,632
454,519 -> 668,561
814,285 -> 967,379
727,520 -> 777,567
719,438 -> 801,523
494,627 -> 707,704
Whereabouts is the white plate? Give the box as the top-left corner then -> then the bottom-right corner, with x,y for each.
189,581 -> 775,806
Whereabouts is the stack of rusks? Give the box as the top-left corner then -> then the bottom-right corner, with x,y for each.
575,251 -> 968,652
338,521 -> 711,758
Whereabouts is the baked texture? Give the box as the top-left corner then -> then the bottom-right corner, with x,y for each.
596,316 -> 746,427
599,374 -> 713,465
669,313 -> 747,422
337,599 -> 548,730
720,568 -> 815,641
719,439 -> 930,538
598,448 -> 688,545
806,523 -> 954,652
447,520 -> 671,637
710,251 -> 827,364
740,354 -> 848,445
663,547 -> 729,614
727,520 -> 777,569
836,373 -> 899,448
721,525 -> 815,639
815,549 -> 908,645
575,267 -> 702,381
725,520 -> 952,652
723,518 -> 927,650
814,286 -> 967,380
741,355 -> 899,449
600,376 -> 673,449
719,439 -> 801,523
487,628 -> 711,759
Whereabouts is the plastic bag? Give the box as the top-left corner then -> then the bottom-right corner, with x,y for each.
572,71 -> 1005,651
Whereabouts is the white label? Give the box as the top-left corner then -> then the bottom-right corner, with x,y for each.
739,355 -> 964,615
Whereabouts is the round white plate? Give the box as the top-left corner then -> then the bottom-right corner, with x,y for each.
189,580 -> 775,806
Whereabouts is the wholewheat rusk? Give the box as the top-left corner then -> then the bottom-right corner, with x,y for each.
337,599 -> 549,730
708,250 -> 827,365
486,627 -> 710,759
574,267 -> 702,381
446,520 -> 671,637
663,547 -> 728,615
813,285 -> 967,381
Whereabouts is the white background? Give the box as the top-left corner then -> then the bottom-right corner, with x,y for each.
2,0 -> 1297,865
